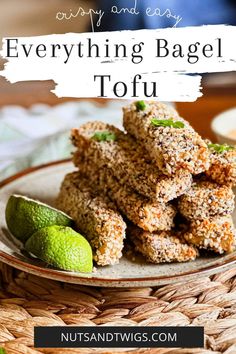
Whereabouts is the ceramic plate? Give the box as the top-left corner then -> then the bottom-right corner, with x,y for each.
1,160 -> 236,288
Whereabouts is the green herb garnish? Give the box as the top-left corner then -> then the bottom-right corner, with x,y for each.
0,348 -> 6,354
151,118 -> 185,129
92,131 -> 116,142
208,143 -> 234,154
135,100 -> 146,111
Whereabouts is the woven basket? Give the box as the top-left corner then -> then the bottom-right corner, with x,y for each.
1,263 -> 236,354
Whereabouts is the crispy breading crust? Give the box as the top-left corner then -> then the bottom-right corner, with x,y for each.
128,225 -> 198,263
71,122 -> 192,203
184,216 -> 236,254
123,101 -> 210,175
206,144 -> 236,186
75,157 -> 176,232
178,180 -> 235,220
57,172 -> 126,266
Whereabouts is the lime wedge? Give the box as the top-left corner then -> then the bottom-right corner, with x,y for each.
25,225 -> 93,273
5,194 -> 73,243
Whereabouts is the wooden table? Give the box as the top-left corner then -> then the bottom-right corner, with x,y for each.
0,76 -> 235,142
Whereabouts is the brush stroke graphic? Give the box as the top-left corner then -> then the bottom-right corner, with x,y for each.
0,25 -> 235,101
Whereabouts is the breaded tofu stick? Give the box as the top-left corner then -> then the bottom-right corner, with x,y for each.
71,122 -> 192,203
178,180 -> 235,220
76,158 -> 176,232
205,142 -> 236,186
123,101 -> 210,175
184,216 -> 236,254
57,172 -> 126,266
128,225 -> 198,263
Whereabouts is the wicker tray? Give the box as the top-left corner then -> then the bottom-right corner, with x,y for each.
1,263 -> 236,354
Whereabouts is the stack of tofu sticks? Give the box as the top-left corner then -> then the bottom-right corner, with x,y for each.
57,101 -> 236,266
